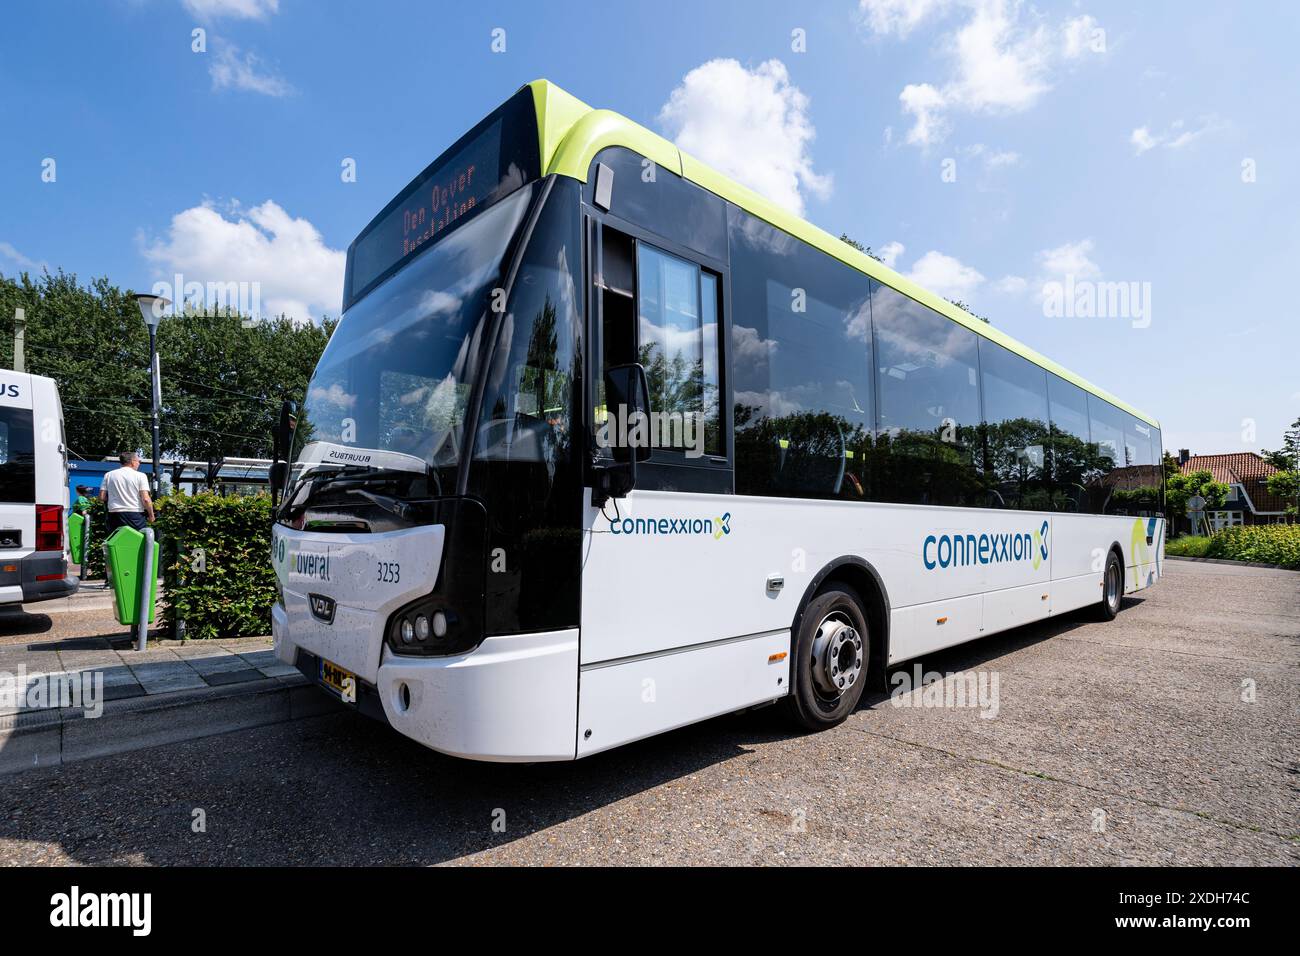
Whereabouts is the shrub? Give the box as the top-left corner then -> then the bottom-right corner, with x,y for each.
78,497 -> 108,579
1164,535 -> 1213,558
1204,524 -> 1300,570
154,492 -> 275,640
75,492 -> 274,637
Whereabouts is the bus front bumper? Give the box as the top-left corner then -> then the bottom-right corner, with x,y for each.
273,604 -> 579,763
374,628 -> 579,762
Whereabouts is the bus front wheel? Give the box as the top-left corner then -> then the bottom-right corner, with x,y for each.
785,587 -> 869,731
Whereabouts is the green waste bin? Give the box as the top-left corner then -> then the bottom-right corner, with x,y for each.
69,512 -> 85,566
104,526 -> 159,626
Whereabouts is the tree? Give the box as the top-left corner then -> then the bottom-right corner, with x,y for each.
1266,470 -> 1299,516
1166,468 -> 1230,533
0,269 -> 333,461
1261,414 -> 1300,470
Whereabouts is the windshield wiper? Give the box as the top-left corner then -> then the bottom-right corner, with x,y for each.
281,466 -> 434,520
347,488 -> 437,522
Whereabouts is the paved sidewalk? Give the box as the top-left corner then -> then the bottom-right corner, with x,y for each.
0,635 -> 298,713
18,579 -> 116,614
0,598 -> 336,775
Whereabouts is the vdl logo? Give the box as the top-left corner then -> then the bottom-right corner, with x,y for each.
924,520 -> 1050,571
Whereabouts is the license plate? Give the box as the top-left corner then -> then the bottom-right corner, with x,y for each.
319,657 -> 356,703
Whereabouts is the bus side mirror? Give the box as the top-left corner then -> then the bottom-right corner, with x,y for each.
604,364 -> 651,464
271,399 -> 296,508
276,400 -> 296,462
592,363 -> 650,507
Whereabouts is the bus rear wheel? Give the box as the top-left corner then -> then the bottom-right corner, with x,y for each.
785,587 -> 869,731
1096,550 -> 1123,621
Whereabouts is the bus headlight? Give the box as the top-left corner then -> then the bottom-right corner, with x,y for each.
386,601 -> 465,656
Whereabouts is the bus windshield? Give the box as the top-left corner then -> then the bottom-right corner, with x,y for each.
285,183 -> 538,512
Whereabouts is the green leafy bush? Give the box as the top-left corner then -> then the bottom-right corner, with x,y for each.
1164,535 -> 1213,558
78,497 -> 108,579
1205,524 -> 1300,569
155,493 -> 275,640
1166,525 -> 1300,569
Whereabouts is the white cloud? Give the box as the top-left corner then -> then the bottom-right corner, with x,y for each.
182,0 -> 279,20
1130,126 -> 1157,154
0,241 -> 48,273
946,0 -> 1052,113
872,1 -> 1104,148
210,42 -> 293,97
1061,14 -> 1101,59
307,382 -> 355,410
732,325 -> 778,369
906,250 -> 985,299
1037,239 -> 1100,280
877,241 -> 905,268
900,83 -> 949,147
858,0 -> 950,37
964,142 -> 1020,168
988,240 -> 1102,303
143,200 -> 344,321
658,59 -> 831,216
1130,117 -> 1222,155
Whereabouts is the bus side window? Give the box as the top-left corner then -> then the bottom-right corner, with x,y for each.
634,243 -> 722,457
596,227 -> 637,427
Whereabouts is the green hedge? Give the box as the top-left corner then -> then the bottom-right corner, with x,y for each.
1167,525 -> 1300,569
78,497 -> 108,579
76,493 -> 274,638
155,493 -> 275,640
1164,535 -> 1213,558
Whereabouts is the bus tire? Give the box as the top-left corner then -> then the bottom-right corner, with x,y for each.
784,587 -> 869,731
1096,550 -> 1123,621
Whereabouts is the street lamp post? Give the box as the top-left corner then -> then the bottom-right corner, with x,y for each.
132,293 -> 169,497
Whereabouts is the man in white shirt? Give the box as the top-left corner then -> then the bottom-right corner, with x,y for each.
99,451 -> 155,534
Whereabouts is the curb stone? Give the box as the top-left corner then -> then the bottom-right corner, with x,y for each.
0,672 -> 341,776
1163,554 -> 1298,572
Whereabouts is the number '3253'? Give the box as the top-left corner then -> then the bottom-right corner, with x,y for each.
377,561 -> 400,584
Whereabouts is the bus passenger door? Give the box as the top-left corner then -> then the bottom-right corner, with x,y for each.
577,218 -> 787,755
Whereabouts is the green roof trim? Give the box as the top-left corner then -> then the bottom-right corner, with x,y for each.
523,80 -> 1159,429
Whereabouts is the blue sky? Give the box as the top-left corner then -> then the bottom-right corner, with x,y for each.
1,0 -> 1296,457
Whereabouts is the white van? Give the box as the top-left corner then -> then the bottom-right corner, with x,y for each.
0,369 -> 77,605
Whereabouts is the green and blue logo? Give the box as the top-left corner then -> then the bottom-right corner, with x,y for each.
610,512 -> 732,541
924,520 -> 1050,571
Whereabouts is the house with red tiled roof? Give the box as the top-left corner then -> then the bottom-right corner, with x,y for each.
1178,452 -> 1291,528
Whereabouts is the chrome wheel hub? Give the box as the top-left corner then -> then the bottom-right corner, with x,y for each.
811,613 -> 864,698
1106,563 -> 1120,609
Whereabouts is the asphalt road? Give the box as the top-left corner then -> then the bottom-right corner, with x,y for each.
1,560 -> 1296,865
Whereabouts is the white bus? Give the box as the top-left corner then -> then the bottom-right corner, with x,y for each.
0,369 -> 78,606
272,82 -> 1164,761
